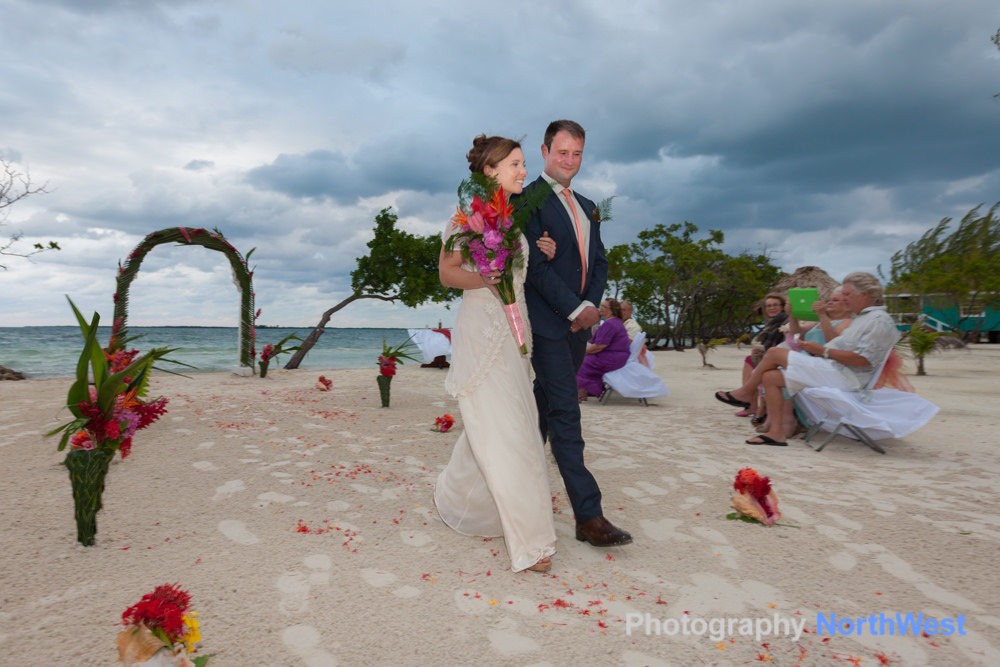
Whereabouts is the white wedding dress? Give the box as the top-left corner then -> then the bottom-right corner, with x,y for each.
434,232 -> 557,572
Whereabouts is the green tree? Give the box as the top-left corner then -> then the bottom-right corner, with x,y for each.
284,207 -> 459,369
1,158 -> 60,269
608,222 -> 781,348
886,203 -> 1000,339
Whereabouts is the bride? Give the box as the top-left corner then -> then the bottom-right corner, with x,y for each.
434,134 -> 558,573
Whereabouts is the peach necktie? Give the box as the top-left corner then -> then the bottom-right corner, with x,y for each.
562,189 -> 587,291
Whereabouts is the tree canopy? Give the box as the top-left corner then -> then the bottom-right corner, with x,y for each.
284,207 -> 459,368
607,221 -> 782,348
885,202 -> 1000,337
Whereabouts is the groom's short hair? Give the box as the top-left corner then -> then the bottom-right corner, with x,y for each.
544,120 -> 586,149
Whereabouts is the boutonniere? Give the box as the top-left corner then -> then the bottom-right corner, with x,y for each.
593,196 -> 615,224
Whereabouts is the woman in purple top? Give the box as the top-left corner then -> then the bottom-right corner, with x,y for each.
576,298 -> 632,401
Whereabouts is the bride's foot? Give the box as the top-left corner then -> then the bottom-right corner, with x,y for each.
526,557 -> 552,572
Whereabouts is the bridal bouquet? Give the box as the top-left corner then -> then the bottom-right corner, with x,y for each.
446,174 -> 544,355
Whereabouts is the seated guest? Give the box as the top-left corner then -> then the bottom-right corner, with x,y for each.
787,287 -> 851,348
621,300 -> 652,368
620,300 -> 643,341
753,288 -> 852,436
577,298 -> 631,401
713,272 -> 897,446
738,293 -> 788,420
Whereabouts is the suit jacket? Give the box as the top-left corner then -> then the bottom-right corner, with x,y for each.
521,175 -> 609,340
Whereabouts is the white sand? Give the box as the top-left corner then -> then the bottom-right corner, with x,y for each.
0,345 -> 997,666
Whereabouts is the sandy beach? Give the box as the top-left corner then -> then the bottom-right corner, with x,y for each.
1,344 -> 997,666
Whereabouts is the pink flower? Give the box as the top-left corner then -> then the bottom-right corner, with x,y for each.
466,211 -> 485,234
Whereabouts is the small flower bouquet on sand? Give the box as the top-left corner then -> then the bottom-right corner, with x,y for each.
433,414 -> 455,432
117,583 -> 210,666
728,467 -> 781,526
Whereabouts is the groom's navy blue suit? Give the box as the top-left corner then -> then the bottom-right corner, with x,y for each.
522,175 -> 608,524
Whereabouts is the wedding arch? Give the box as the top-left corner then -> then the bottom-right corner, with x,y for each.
112,227 -> 257,367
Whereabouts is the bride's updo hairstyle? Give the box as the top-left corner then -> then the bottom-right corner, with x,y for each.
467,134 -> 521,175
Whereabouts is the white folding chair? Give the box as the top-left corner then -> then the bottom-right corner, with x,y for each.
793,333 -> 939,453
600,333 -> 670,406
406,328 -> 451,364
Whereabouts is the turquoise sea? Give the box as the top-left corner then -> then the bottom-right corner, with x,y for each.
0,327 -> 416,379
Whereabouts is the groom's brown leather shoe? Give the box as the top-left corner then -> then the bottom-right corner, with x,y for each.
575,516 -> 633,547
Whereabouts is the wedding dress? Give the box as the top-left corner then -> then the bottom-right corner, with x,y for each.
434,232 -> 557,572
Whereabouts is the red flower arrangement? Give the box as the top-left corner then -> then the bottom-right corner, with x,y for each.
375,336 -> 418,407
117,583 -> 208,665
258,333 -> 302,378
316,375 -> 333,391
47,298 -> 181,546
730,467 -> 781,526
433,414 -> 455,433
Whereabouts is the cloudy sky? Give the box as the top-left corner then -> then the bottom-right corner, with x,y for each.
2,0 -> 998,329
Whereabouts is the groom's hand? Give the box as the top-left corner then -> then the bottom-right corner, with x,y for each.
570,305 -> 600,332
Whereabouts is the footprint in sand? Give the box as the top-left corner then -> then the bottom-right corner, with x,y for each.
640,518 -> 697,543
622,481 -> 670,505
304,555 -> 331,587
198,441 -> 215,449
213,480 -> 246,501
277,572 -> 311,614
400,530 -> 435,549
278,555 -> 333,615
192,461 -> 218,472
487,617 -> 540,655
218,520 -> 259,545
361,568 -> 423,598
256,491 -> 296,508
281,624 -> 337,666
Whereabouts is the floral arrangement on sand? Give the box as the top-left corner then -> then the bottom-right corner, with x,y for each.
46,298 -> 182,546
258,333 -> 302,378
728,467 -> 781,526
433,414 -> 455,433
376,336 -> 418,407
316,375 -> 333,391
445,174 -> 547,355
117,583 -> 210,666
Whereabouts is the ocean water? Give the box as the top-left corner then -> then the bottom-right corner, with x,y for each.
0,326 -> 418,379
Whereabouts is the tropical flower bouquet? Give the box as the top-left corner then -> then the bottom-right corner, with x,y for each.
728,467 -> 782,526
376,336 -> 418,407
316,375 -> 333,391
445,174 -> 546,355
258,333 -> 302,378
433,413 -> 455,433
117,583 -> 209,666
46,298 -> 181,546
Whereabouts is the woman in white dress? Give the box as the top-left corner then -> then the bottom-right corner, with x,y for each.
434,135 -> 558,573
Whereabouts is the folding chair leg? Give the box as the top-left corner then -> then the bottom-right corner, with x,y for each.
844,424 -> 886,454
600,387 -> 613,405
804,422 -> 842,452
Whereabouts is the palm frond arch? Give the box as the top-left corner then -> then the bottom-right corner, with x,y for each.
112,227 -> 257,367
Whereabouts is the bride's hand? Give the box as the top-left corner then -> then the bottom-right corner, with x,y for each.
537,232 -> 556,260
480,271 -> 502,289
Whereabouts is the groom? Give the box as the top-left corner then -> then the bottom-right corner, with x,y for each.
522,120 -> 632,548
